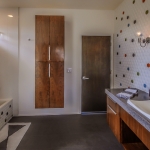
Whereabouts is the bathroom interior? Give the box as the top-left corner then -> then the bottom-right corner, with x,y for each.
0,0 -> 150,149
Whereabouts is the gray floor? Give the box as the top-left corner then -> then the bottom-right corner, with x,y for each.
9,114 -> 124,150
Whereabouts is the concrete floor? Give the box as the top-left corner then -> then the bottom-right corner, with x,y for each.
9,114 -> 123,150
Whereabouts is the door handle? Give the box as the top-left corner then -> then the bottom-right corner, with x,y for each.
49,63 -> 50,77
82,76 -> 89,80
49,45 -> 50,60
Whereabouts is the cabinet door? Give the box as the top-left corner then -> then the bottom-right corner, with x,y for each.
35,15 -> 50,108
35,62 -> 50,108
50,16 -> 64,61
35,15 -> 64,108
49,16 -> 64,108
50,62 -> 64,108
35,15 -> 49,61
107,97 -> 120,142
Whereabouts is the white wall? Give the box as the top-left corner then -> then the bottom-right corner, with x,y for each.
114,0 -> 150,92
18,8 -> 114,115
0,8 -> 19,115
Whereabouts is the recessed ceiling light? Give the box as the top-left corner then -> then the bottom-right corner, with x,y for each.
8,15 -> 13,17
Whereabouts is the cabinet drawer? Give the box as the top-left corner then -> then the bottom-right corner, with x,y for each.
107,104 -> 120,142
107,96 -> 118,113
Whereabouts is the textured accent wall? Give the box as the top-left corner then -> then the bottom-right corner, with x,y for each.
114,0 -> 150,93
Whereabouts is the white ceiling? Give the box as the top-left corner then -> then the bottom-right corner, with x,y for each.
0,0 -> 123,10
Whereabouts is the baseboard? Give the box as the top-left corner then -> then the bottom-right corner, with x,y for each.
81,111 -> 106,115
17,112 -> 81,116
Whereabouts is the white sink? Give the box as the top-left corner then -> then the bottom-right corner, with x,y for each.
127,99 -> 150,120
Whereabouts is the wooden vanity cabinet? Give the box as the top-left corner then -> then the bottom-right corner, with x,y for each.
120,107 -> 150,149
107,96 -> 149,150
107,96 -> 121,142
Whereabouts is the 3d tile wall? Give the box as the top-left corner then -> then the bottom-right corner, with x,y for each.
114,0 -> 150,93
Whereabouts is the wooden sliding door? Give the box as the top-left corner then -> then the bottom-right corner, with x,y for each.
35,15 -> 64,108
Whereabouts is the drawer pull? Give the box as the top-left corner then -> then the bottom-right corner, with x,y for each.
49,63 -> 50,77
108,105 -> 117,115
49,46 -> 50,60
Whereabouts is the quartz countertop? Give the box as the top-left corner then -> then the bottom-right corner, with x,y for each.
105,88 -> 150,132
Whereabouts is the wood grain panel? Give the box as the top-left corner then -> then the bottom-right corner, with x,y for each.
35,62 -> 49,78
50,62 -> 64,77
50,16 -> 64,61
50,61 -> 64,108
35,15 -> 64,108
121,120 -> 141,143
35,15 -> 49,61
107,97 -> 121,142
120,107 -> 150,149
50,77 -> 64,108
35,62 -> 50,108
107,97 -> 118,113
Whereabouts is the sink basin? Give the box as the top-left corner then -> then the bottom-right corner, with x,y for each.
127,99 -> 150,119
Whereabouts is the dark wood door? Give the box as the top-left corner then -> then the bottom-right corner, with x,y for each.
82,36 -> 110,112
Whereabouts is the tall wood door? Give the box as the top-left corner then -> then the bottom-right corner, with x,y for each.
82,36 -> 110,112
35,15 -> 64,108
49,16 -> 64,108
35,16 -> 50,108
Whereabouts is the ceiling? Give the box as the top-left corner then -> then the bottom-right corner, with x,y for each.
0,0 -> 123,10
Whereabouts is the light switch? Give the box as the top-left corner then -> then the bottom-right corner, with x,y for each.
67,68 -> 72,73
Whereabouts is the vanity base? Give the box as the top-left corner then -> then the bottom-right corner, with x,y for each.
107,96 -> 150,150
122,143 -> 148,150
